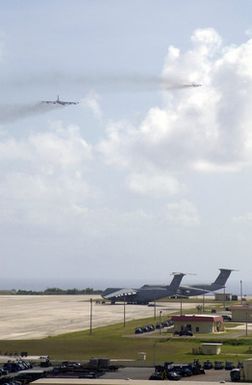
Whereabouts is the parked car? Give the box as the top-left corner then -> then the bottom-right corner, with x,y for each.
225,361 -> 235,370
135,327 -> 143,334
162,320 -> 173,327
155,323 -> 164,329
179,330 -> 193,336
149,373 -> 163,380
172,365 -> 192,377
203,360 -> 213,370
230,368 -> 241,382
167,371 -> 181,381
214,361 -> 224,370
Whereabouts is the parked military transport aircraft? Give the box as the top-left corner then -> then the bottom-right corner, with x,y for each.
102,273 -> 185,304
41,95 -> 79,105
176,268 -> 234,297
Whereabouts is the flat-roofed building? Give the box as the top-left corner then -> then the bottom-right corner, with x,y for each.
171,314 -> 224,334
215,292 -> 232,301
231,304 -> 252,322
200,342 -> 223,355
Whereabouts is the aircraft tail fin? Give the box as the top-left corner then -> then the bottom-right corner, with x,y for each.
168,272 -> 185,291
212,268 -> 233,288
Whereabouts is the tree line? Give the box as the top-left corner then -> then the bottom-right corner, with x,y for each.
12,288 -> 102,295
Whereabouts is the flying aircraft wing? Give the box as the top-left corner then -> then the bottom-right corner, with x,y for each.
62,101 -> 79,105
41,100 -> 56,104
103,288 -> 137,299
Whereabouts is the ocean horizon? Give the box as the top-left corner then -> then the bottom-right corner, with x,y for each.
0,277 -> 251,296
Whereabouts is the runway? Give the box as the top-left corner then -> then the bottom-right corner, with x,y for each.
0,295 -> 195,340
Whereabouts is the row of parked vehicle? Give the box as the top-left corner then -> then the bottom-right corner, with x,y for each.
135,319 -> 174,334
0,371 -> 45,385
1,361 -> 32,374
149,360 -> 243,381
173,329 -> 193,336
203,360 -> 242,370
50,359 -> 119,379
149,360 -> 205,381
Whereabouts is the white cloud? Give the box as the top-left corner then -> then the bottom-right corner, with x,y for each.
164,200 -> 200,227
0,122 -> 93,227
80,92 -> 102,121
232,213 -> 252,224
127,169 -> 183,197
99,28 -> 252,189
192,160 -> 244,173
191,28 -> 222,56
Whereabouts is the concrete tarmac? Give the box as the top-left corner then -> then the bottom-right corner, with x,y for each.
0,295 -> 196,340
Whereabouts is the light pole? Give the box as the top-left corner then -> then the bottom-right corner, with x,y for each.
240,280 -> 243,305
159,310 -> 162,335
246,310 -> 248,337
154,301 -> 157,320
180,298 -> 183,316
89,298 -> 93,335
123,295 -> 126,327
223,286 -> 226,310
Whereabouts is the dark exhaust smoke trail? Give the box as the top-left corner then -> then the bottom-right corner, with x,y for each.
1,72 -> 200,92
0,103 -> 62,123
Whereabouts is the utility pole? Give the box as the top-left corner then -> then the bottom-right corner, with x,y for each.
159,310 -> 162,335
123,296 -> 126,327
154,301 -> 157,320
89,298 -> 93,335
202,295 -> 205,313
240,280 -> 243,305
180,298 -> 183,316
223,286 -> 226,310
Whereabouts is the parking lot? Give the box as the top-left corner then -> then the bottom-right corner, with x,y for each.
102,367 -> 232,382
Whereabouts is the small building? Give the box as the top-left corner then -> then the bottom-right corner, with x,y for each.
215,292 -> 232,302
242,358 -> 252,381
231,304 -> 252,322
171,314 -> 224,334
200,342 -> 222,355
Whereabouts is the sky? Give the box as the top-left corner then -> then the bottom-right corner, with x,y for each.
0,0 -> 252,292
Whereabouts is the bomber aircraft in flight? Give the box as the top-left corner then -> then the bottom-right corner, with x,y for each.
176,268 -> 234,297
41,95 -> 79,105
102,272 -> 185,304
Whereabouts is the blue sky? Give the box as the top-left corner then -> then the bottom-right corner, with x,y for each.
0,1 -> 252,292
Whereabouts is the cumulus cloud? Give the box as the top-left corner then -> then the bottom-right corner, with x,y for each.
80,92 -> 103,121
164,200 -> 200,227
232,213 -> 252,224
99,28 -> 252,197
0,122 -> 93,227
127,169 -> 183,197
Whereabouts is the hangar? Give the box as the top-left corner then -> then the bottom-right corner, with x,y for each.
171,314 -> 224,334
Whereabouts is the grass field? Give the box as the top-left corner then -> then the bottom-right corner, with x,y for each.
0,316 -> 251,364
